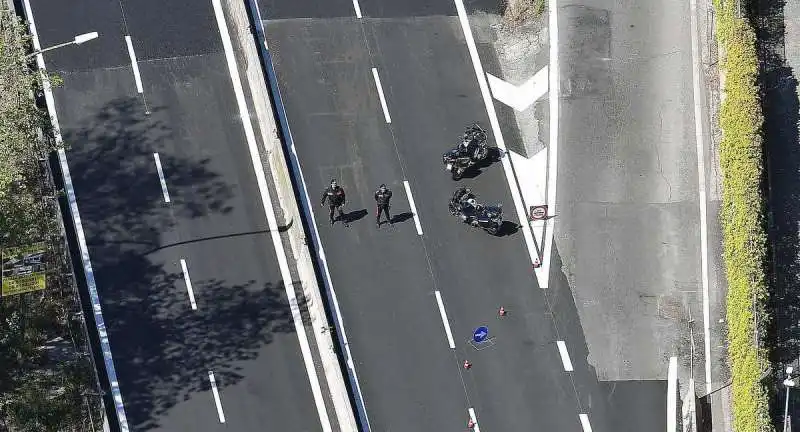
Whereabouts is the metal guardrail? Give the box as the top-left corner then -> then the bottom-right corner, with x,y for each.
240,1 -> 370,429
17,0 -> 130,430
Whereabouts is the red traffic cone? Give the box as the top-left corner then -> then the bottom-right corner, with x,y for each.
468,418 -> 476,429
463,360 -> 472,370
532,257 -> 541,268
498,306 -> 507,317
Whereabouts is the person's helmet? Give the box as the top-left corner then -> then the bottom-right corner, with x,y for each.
379,184 -> 387,191
466,198 -> 477,207
330,179 -> 337,187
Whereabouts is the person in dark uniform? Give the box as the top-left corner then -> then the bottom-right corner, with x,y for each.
321,179 -> 346,225
374,184 -> 393,227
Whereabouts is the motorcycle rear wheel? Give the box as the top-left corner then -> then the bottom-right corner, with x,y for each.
452,168 -> 464,180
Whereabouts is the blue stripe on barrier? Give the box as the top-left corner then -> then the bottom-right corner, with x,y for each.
60,148 -> 130,432
20,0 -> 132,425
242,1 -> 371,430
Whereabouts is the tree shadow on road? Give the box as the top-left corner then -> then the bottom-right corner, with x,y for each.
753,0 -> 800,426
58,96 -> 299,431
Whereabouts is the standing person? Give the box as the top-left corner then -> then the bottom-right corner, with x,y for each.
321,179 -> 346,226
374,184 -> 393,228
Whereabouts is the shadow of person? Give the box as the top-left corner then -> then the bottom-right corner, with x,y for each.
390,212 -> 414,224
342,209 -> 368,224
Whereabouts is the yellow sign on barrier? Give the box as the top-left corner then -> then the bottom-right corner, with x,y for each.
1,243 -> 47,296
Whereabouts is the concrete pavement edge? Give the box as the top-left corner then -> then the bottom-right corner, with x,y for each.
218,0 -> 359,430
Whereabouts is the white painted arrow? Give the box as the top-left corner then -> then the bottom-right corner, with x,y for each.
487,66 -> 549,112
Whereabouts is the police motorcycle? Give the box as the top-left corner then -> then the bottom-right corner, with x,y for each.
448,187 -> 504,235
442,123 -> 503,180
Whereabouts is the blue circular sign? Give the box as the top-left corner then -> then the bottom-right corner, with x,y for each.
473,326 -> 489,343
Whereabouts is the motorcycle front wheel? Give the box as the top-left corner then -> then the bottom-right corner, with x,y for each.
452,167 -> 464,180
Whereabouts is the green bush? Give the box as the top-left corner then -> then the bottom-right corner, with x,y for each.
712,0 -> 773,431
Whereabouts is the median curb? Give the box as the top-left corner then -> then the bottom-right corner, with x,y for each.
219,0 -> 361,430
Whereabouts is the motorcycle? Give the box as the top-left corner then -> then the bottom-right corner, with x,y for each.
442,123 -> 502,180
448,187 -> 504,235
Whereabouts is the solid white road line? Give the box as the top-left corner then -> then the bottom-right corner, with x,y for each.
434,291 -> 456,349
689,0 -> 712,394
352,0 -> 363,18
211,1 -> 332,430
556,340 -> 574,372
541,0 -> 561,289
468,408 -> 481,432
452,0 -> 541,276
152,153 -> 171,203
667,356 -> 678,432
208,371 -> 226,423
579,413 -> 593,432
23,1 -> 130,430
403,180 -> 424,235
125,36 -> 144,94
180,259 -> 197,310
371,67 -> 392,123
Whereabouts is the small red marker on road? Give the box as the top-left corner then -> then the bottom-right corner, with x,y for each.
463,360 -> 472,370
498,306 -> 507,317
468,418 -> 476,429
533,257 -> 541,268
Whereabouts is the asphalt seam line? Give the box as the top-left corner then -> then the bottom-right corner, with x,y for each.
403,180 -> 424,235
124,35 -> 144,93
180,259 -> 197,310
689,0 -> 713,394
211,1 -> 332,430
371,67 -> 392,123
153,153 -> 171,203
434,291 -> 456,349
22,0 -> 131,430
208,371 -> 226,423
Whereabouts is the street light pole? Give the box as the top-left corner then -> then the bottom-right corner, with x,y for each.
26,32 -> 99,58
785,366 -> 796,432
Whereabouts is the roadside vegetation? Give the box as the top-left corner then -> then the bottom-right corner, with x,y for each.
1,7 -> 103,431
712,0 -> 773,430
503,0 -> 546,27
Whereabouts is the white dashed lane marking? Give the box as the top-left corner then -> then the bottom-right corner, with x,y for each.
434,291 -> 456,349
153,153 -> 171,203
180,259 -> 197,310
371,67 -> 392,124
556,340 -> 574,372
208,371 -> 226,423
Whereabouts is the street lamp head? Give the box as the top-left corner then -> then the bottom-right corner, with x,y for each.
74,32 -> 99,45
787,366 -> 794,375
784,378 -> 796,388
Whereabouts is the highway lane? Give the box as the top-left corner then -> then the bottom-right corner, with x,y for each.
263,18 -> 468,431
29,0 -> 329,430
363,17 -> 581,431
262,1 -> 629,430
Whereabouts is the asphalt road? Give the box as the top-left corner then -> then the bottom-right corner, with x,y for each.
29,0 -> 326,430
261,0 -> 651,430
553,0 -> 725,404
